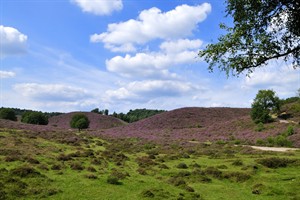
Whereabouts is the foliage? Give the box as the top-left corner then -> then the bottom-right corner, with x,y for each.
256,157 -> 297,168
21,111 -> 48,125
91,108 -> 109,115
255,122 -> 265,132
251,90 -> 280,123
0,108 -> 17,121
199,0 -> 300,76
6,107 -> 62,118
70,113 -> 90,131
113,108 -> 165,123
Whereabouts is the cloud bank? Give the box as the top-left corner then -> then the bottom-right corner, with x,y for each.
91,3 -> 211,52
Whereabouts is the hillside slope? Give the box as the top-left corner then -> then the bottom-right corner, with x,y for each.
97,107 -> 299,147
48,112 -> 126,130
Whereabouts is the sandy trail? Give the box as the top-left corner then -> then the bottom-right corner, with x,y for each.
249,146 -> 299,152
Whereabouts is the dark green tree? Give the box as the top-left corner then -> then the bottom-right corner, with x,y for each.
251,90 -> 280,123
0,108 -> 17,121
199,0 -> 300,76
21,111 -> 48,125
70,114 -> 89,131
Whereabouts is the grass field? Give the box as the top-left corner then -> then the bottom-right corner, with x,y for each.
0,128 -> 299,200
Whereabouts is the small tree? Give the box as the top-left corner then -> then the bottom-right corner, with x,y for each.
70,114 -> 89,131
251,90 -> 280,123
0,108 -> 17,121
21,111 -> 48,125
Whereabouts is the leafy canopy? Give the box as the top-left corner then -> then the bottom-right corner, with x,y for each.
0,108 -> 17,121
70,113 -> 90,131
21,111 -> 48,125
251,90 -> 280,123
199,0 -> 300,76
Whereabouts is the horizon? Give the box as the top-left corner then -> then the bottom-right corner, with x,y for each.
1,0 -> 299,113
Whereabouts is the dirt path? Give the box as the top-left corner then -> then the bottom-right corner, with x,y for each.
249,146 -> 299,152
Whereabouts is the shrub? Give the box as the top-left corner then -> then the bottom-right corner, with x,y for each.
256,139 -> 266,146
169,177 -> 186,187
204,167 -> 223,179
107,176 -> 121,185
223,172 -> 251,182
136,156 -> 156,168
85,174 -> 97,179
11,165 -> 41,178
252,183 -> 265,195
285,125 -> 295,136
110,169 -> 129,180
70,162 -> 85,170
255,122 -> 265,132
70,113 -> 89,131
232,159 -> 243,166
21,111 -> 48,125
87,166 -> 97,172
141,190 -> 155,198
137,168 -> 147,175
0,108 -> 17,121
257,157 -> 296,168
176,163 -> 188,169
274,135 -> 292,147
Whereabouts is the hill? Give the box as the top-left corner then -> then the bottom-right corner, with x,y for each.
97,107 -> 299,147
48,112 -> 126,130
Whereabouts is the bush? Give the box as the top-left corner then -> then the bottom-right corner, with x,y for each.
0,108 -> 17,121
204,167 -> 223,179
223,172 -> 251,182
21,111 -> 48,125
141,190 -> 155,198
257,157 -> 296,168
176,163 -> 188,169
285,125 -> 294,136
255,122 -> 265,132
70,113 -> 89,131
11,166 -> 41,178
70,162 -> 85,170
107,176 -> 121,185
232,159 -> 243,166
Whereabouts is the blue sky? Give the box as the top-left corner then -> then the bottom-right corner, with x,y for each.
1,0 -> 299,113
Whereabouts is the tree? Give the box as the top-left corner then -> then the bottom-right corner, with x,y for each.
21,111 -> 48,125
0,108 -> 17,121
199,0 -> 300,76
91,108 -> 100,113
251,90 -> 280,123
70,113 -> 89,131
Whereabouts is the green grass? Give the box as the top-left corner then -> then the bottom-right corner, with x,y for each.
0,129 -> 300,200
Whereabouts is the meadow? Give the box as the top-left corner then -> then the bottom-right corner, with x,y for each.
0,128 -> 299,200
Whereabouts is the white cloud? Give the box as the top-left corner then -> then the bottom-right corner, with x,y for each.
13,83 -> 91,102
105,80 -> 196,101
0,25 -> 28,58
71,0 -> 123,15
160,39 -> 203,53
106,39 -> 201,78
0,70 -> 16,78
91,3 -> 211,52
242,63 -> 300,97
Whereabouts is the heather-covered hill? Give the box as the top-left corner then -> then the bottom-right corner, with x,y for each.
121,107 -> 251,130
97,107 -> 299,147
48,112 -> 126,130
0,112 -> 126,132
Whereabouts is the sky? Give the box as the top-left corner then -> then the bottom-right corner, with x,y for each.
0,0 -> 299,113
